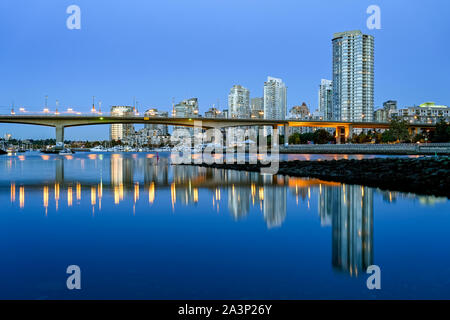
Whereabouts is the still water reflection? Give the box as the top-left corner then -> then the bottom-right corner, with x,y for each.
0,153 -> 449,299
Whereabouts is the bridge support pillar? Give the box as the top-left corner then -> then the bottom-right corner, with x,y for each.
55,125 -> 65,150
335,126 -> 342,144
345,125 -> 353,143
284,123 -> 290,147
335,125 -> 352,144
272,125 -> 279,147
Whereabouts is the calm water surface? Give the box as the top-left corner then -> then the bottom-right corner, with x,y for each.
0,152 -> 449,299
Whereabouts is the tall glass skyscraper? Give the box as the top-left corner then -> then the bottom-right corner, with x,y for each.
332,30 -> 374,122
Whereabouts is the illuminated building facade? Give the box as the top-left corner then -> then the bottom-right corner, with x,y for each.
110,106 -> 135,141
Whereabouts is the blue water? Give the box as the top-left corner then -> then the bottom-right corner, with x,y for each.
0,152 -> 449,299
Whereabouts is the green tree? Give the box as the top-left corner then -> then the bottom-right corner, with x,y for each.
300,132 -> 315,144
288,132 -> 316,144
351,132 -> 373,144
381,130 -> 395,143
380,117 -> 410,143
431,118 -> 450,142
412,133 -> 425,143
313,129 -> 334,144
288,132 -> 301,144
389,117 -> 410,142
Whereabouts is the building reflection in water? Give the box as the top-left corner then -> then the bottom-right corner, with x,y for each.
6,153 -> 446,277
227,170 -> 251,220
171,165 -> 199,205
19,186 -> 25,209
111,154 -> 134,187
67,186 -> 73,207
43,185 -> 49,215
322,184 -> 374,276
262,175 -> 286,228
10,183 -> 15,202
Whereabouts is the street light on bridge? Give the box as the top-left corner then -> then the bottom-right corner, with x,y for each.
91,96 -> 97,113
55,100 -> 59,115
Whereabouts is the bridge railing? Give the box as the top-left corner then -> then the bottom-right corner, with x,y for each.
0,112 -> 443,126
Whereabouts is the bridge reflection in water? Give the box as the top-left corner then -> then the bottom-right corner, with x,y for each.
7,153 -> 438,277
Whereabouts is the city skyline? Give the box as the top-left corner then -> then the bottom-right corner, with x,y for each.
1,0 -> 450,304
1,0 -> 449,139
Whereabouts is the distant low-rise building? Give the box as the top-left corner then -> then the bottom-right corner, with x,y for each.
288,103 -> 315,134
289,103 -> 310,119
173,98 -> 199,134
222,109 -> 229,119
251,97 -> 263,112
373,100 -> 398,122
128,127 -> 170,147
205,107 -> 223,118
391,102 -> 449,124
250,97 -> 264,119
144,108 -> 169,136
374,108 -> 385,122
173,98 -> 199,118
383,100 -> 397,113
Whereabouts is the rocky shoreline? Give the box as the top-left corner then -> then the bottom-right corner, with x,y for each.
188,157 -> 450,198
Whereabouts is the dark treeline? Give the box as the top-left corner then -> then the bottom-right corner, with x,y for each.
289,118 -> 450,145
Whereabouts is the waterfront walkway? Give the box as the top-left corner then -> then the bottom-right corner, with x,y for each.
281,143 -> 450,155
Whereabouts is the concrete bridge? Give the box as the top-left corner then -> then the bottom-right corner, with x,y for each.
0,114 -> 437,148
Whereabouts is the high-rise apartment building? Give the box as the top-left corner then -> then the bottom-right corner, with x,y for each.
332,30 -> 374,122
228,85 -> 250,118
318,79 -> 334,120
263,77 -> 287,120
110,106 -> 135,141
263,76 -> 287,135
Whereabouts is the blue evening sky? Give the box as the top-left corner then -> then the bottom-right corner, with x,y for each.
0,0 -> 448,140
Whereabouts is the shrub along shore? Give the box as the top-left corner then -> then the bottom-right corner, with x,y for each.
188,157 -> 450,198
